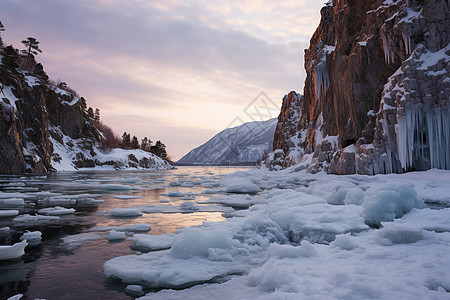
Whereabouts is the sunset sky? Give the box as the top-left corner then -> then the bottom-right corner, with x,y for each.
2,0 -> 324,160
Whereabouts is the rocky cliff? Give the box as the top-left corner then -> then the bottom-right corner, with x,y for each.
0,55 -> 171,174
271,0 -> 450,175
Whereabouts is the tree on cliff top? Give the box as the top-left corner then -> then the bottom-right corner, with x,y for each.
131,136 -> 140,149
150,141 -> 167,160
0,45 -> 20,92
122,132 -> 131,148
21,37 -> 42,69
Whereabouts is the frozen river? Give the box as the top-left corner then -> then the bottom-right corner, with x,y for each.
0,166 -> 249,299
1,166 -> 450,300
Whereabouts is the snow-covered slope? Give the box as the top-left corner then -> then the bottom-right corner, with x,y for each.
50,127 -> 172,171
177,118 -> 277,166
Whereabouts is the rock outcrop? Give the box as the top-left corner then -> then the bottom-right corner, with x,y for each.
272,0 -> 450,174
0,57 -> 171,174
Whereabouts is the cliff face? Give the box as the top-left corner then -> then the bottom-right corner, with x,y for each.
273,91 -> 303,152
0,78 -> 98,174
272,0 -> 450,174
1,72 -> 172,174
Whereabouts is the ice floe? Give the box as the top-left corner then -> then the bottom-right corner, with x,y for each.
62,233 -> 103,251
89,224 -> 152,233
131,233 -> 176,252
0,210 -> 19,218
0,241 -> 27,260
110,208 -> 143,217
13,214 -> 60,226
108,230 -> 127,241
37,206 -> 76,216
20,231 -> 42,246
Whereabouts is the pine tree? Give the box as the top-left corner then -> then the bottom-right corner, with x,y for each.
21,37 -> 42,69
131,136 -> 140,149
0,45 -> 20,92
94,108 -> 100,122
80,97 -> 87,110
122,132 -> 131,148
87,107 -> 94,119
150,140 -> 167,159
141,137 -> 148,151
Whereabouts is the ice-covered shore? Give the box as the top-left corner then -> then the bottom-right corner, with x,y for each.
104,167 -> 450,299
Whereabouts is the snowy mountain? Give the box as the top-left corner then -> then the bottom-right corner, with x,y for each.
177,118 -> 277,166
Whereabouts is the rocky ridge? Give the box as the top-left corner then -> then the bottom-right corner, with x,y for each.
270,0 -> 450,175
178,118 -> 277,166
0,66 -> 171,174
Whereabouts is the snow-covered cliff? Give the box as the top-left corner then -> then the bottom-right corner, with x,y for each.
177,118 -> 277,166
0,51 -> 171,173
270,0 -> 450,175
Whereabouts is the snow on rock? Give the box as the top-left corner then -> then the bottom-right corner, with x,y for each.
20,231 -> 42,246
0,240 -> 27,260
50,131 -> 173,172
37,206 -> 75,216
110,208 -> 143,218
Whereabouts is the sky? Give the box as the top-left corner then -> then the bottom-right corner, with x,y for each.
1,0 -> 324,160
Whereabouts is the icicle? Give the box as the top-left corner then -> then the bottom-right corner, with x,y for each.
396,105 -> 450,171
381,28 -> 394,64
315,61 -> 330,102
402,31 -> 412,55
406,0 -> 410,7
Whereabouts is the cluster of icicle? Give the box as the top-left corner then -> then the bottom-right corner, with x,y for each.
396,105 -> 450,170
315,59 -> 330,102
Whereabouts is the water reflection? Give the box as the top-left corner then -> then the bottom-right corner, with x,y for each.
0,166 -> 249,299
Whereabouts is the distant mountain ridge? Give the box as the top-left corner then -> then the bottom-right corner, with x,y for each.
177,118 -> 277,166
